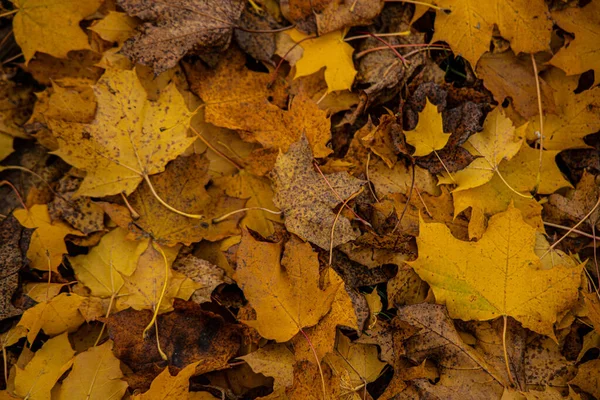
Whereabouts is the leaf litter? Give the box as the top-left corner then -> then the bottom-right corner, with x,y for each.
0,0 -> 599,399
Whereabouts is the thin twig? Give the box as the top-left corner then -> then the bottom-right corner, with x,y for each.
366,152 -> 379,202
344,31 -> 411,41
383,0 -> 451,12
531,54 -> 544,196
330,188 -> 364,265
356,31 -> 408,65
392,163 -> 416,234
0,180 -> 27,210
234,24 -> 296,34
355,44 -> 449,59
542,221 -> 600,241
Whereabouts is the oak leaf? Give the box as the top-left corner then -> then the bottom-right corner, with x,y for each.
410,205 -> 583,338
69,228 -> 147,299
286,29 -> 357,93
49,68 -> 195,197
424,0 -> 552,67
14,333 -> 75,400
11,0 -> 102,63
132,361 -> 200,400
404,98 -> 450,157
271,135 -> 363,249
550,1 -> 600,82
118,0 -> 244,74
102,154 -> 245,247
14,204 -> 83,272
525,68 -> 600,151
57,340 -> 128,400
235,231 -> 341,342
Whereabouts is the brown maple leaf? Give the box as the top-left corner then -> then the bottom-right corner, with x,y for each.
118,0 -> 245,74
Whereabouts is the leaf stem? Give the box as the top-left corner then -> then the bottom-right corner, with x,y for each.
0,180 -> 27,210
300,328 -> 326,400
531,54 -> 544,196
502,315 -> 516,387
212,207 -> 281,223
143,174 -> 204,219
355,44 -> 448,59
542,221 -> 600,240
383,0 -> 451,12
355,31 -> 408,65
190,126 -> 242,170
366,152 -> 379,202
0,9 -> 17,18
330,188 -> 364,265
344,31 -> 411,41
142,243 -> 169,362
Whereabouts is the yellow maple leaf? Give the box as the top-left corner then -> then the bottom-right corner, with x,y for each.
235,231 -> 341,342
410,205 -> 583,338
325,333 -> 387,385
69,228 -> 147,298
14,204 -> 83,272
241,344 -> 294,398
17,293 -> 86,344
286,29 -> 357,93
132,361 -> 200,400
14,333 -> 75,400
439,107 -> 523,191
12,0 -> 102,63
89,11 -> 139,46
49,68 -> 195,197
525,68 -> 600,151
423,0 -> 552,67
550,1 -> 600,82
215,170 -> 281,237
56,340 -> 128,400
404,99 -> 450,157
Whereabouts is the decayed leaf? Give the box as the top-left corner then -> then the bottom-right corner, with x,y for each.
476,51 -> 556,120
525,68 -> 600,151
48,175 -> 104,234
235,231 -> 341,342
325,333 -> 386,385
423,0 -> 552,67
0,79 -> 33,160
118,0 -> 244,74
285,360 -> 341,400
14,333 -> 75,400
550,1 -> 600,82
291,281 -> 358,362
17,293 -> 86,343
0,215 -> 27,320
583,293 -> 600,335
404,98 -> 450,157
172,255 -> 232,304
271,135 -> 363,249
90,11 -> 139,45
438,107 -> 523,191
49,68 -> 195,197
240,344 -> 294,398
411,205 -> 583,338
69,228 -> 147,298
14,204 -> 83,272
280,0 -> 384,35
11,0 -> 102,63
215,170 -> 281,237
397,303 -> 507,396
132,361 -> 200,400
286,29 -> 356,93
102,154 -> 245,247
106,301 -> 243,384
569,359 -> 600,398
57,340 -> 128,400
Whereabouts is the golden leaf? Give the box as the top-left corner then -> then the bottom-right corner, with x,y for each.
404,99 -> 450,157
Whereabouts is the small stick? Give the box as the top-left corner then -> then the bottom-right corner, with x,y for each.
542,221 -> 600,241
330,188 -> 364,265
366,152 -> 379,202
356,31 -> 408,65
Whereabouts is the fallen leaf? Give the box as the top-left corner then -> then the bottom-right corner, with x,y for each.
271,135 -> 363,249
102,154 -> 245,247
404,98 -> 450,157
240,344 -> 294,398
476,51 -> 556,120
438,107 -> 523,192
325,332 -> 386,385
14,333 -> 75,400
285,360 -> 341,400
525,67 -> 600,151
524,334 -> 577,391
24,51 -> 104,87
410,205 -> 583,338
11,0 -> 102,62
0,215 -> 27,320
286,29 -> 357,93
48,175 -> 104,234
172,254 -> 232,304
0,78 -> 33,160
425,0 -> 552,67
215,170 -> 281,237
280,0 -> 384,35
14,204 -> 83,272
583,293 -> 600,335
132,361 -> 200,400
550,1 -> 600,82
49,68 -> 195,197
17,293 -> 86,343
118,0 -> 244,74
90,11 -> 139,45
235,231 -> 341,342
69,228 -> 147,298
397,303 -> 507,395
57,340 -> 128,400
